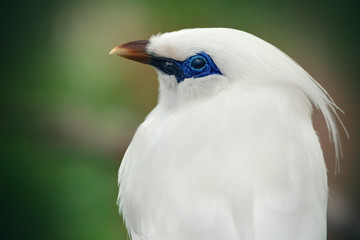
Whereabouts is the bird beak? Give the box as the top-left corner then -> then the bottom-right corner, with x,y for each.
109,40 -> 151,64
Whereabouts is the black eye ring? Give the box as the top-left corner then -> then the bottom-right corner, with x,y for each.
190,57 -> 206,69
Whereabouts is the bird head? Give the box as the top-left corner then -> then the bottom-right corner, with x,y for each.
110,28 -> 290,104
110,28 -> 322,105
110,28 -> 347,169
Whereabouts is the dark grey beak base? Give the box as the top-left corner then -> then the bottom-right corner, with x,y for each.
110,40 -> 185,82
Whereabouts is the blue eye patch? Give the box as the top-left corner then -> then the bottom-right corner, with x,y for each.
149,52 -> 222,83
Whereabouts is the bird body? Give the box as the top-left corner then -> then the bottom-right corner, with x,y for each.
111,28 -> 345,240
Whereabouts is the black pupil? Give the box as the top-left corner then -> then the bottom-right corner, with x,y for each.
191,58 -> 206,69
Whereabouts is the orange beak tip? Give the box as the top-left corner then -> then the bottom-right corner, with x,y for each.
109,46 -> 125,56
109,40 -> 151,64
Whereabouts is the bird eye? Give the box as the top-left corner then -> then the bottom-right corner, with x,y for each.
149,52 -> 221,83
190,57 -> 206,69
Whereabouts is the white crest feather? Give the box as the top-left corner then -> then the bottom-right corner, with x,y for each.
275,47 -> 348,174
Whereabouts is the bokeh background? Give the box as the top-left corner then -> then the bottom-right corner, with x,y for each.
2,0 -> 359,239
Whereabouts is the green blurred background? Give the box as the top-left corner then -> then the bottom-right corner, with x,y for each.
2,0 -> 359,239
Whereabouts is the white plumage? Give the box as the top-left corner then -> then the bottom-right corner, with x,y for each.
111,28 -> 346,240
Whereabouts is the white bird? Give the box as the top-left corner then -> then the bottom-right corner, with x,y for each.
110,28 -> 347,240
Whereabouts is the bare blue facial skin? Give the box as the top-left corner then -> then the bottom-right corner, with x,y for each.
149,52 -> 222,83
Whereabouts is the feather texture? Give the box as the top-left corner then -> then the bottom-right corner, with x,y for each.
117,28 -> 346,240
